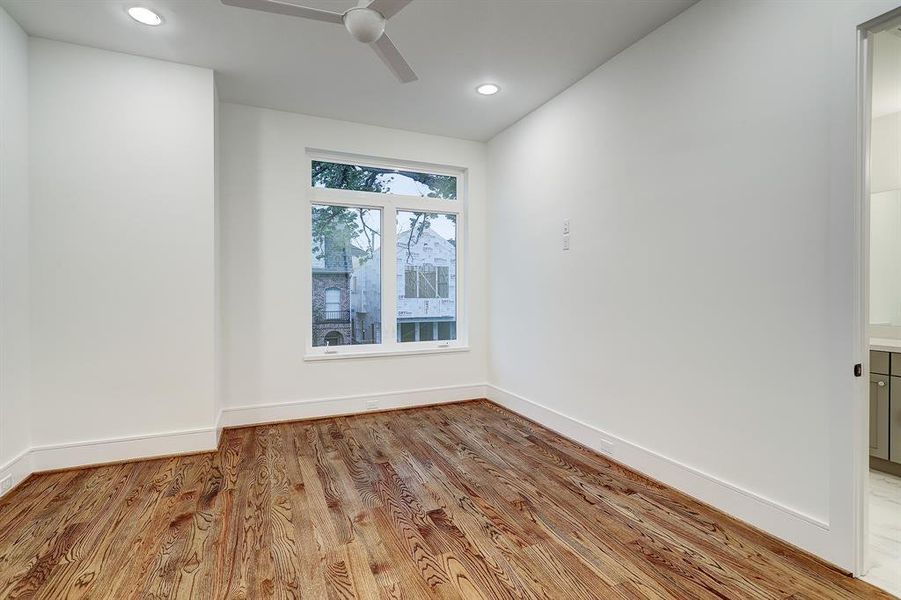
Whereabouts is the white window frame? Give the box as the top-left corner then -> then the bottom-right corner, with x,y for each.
304,149 -> 468,360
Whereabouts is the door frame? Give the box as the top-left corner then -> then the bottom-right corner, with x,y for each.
853,6 -> 901,578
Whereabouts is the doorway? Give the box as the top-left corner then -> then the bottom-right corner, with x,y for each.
857,9 -> 901,597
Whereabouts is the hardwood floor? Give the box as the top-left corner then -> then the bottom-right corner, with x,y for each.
0,400 -> 893,599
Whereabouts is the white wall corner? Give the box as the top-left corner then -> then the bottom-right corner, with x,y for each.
215,409 -> 225,444
0,449 -> 32,498
220,383 -> 488,428
484,384 -> 842,568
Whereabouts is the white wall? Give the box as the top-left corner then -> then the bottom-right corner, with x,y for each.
219,103 -> 487,423
870,38 -> 901,331
0,7 -> 31,487
870,189 -> 901,327
871,112 -> 901,195
487,0 -> 897,571
28,39 -> 219,455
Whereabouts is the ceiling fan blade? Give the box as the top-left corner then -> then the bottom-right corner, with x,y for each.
371,33 -> 417,83
367,0 -> 412,19
221,0 -> 344,24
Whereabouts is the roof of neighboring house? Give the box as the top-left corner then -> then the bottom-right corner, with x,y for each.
396,227 -> 455,251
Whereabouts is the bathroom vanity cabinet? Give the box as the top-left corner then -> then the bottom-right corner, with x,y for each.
870,350 -> 901,473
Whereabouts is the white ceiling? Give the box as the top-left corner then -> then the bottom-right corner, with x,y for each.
1,0 -> 696,141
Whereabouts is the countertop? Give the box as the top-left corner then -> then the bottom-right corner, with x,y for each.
871,338 -> 901,352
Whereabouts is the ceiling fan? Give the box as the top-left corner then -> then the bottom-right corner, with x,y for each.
221,0 -> 418,83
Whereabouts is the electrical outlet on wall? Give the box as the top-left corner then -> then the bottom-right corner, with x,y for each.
0,475 -> 12,494
598,438 -> 615,456
364,398 -> 379,411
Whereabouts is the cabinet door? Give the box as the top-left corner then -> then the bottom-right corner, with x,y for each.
872,350 -> 891,375
871,374 -> 890,460
892,377 -> 901,463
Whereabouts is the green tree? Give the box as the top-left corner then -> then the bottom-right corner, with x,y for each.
311,205 -> 378,265
312,161 -> 456,199
311,161 -> 456,262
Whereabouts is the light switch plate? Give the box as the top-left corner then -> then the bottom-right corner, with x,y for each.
562,234 -> 570,250
563,219 -> 570,234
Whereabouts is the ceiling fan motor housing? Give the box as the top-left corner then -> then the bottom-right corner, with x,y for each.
343,7 -> 386,44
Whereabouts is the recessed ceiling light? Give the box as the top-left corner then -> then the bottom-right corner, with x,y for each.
476,83 -> 500,96
127,6 -> 163,26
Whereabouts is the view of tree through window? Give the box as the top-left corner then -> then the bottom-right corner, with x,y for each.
311,205 -> 381,347
309,158 -> 463,353
313,160 -> 457,199
396,211 -> 456,342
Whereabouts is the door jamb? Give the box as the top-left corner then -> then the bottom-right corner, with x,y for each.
852,20 -> 872,578
853,6 -> 901,578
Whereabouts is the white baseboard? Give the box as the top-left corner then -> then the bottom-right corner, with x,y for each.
1,381 -> 841,568
486,384 -> 840,567
1,383 -> 486,497
0,448 -> 32,497
220,383 -> 488,428
215,408 -> 225,444
0,426 -> 217,498
28,426 -> 219,474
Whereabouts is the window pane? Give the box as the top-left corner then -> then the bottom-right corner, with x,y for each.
313,160 -> 456,199
324,288 -> 341,316
396,211 -> 456,343
312,205 -> 381,347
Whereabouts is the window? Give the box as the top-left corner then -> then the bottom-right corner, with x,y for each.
418,264 -> 437,298
403,264 -> 451,298
399,322 -> 416,342
324,287 -> 341,318
397,211 -> 456,343
437,267 -> 449,298
309,156 -> 464,357
311,204 -> 381,348
404,266 -> 417,297
312,160 -> 456,199
437,321 -> 454,340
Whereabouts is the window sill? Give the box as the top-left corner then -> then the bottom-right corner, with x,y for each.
304,345 -> 470,362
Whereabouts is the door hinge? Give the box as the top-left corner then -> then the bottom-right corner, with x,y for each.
854,363 -> 863,377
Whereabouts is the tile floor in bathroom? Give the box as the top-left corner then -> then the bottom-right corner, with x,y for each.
864,469 -> 901,598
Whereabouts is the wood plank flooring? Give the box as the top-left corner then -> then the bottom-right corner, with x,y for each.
0,400 -> 894,599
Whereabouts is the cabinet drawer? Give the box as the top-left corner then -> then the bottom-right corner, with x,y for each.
872,350 -> 890,375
